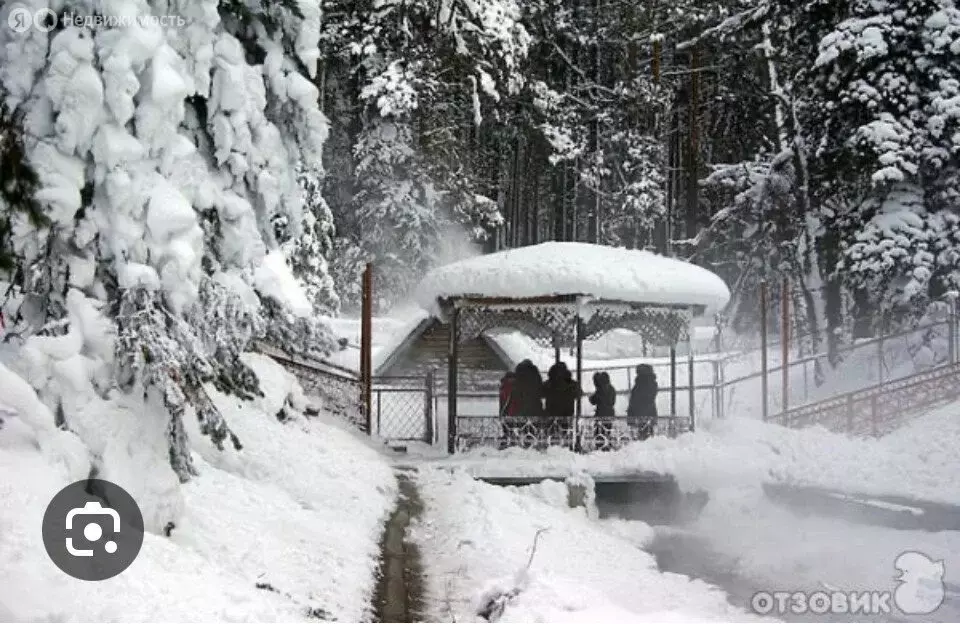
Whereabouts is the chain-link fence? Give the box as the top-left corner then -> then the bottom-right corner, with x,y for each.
257,344 -> 366,433
371,373 -> 434,443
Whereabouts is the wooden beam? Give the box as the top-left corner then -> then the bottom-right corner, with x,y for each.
760,279 -> 769,422
361,263 -> 373,434
447,306 -> 460,454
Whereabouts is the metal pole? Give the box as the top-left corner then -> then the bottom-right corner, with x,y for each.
877,312 -> 885,385
361,263 -> 373,434
425,369 -> 435,445
574,315 -> 583,452
670,346 -> 677,416
447,306 -> 459,454
688,341 -> 695,432
949,300 -> 956,365
781,276 -> 790,414
760,279 -> 769,422
712,360 -> 721,420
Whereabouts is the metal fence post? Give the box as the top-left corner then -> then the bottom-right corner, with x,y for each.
688,347 -> 695,432
760,280 -> 769,422
949,301 -> 957,365
877,330 -> 885,385
870,394 -> 879,437
425,369 -> 435,444
846,394 -> 855,434
712,359 -> 721,420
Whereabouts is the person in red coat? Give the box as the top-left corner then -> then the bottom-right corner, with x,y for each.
499,371 -> 518,417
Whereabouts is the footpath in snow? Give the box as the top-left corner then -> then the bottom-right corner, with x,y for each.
0,354 -> 396,621
411,468 -> 758,622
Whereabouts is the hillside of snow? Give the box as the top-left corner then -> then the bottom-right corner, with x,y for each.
0,354 -> 396,621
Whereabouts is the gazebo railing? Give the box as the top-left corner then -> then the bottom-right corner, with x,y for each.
454,414 -> 691,453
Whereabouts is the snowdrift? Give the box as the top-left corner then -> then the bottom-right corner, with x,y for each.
0,355 -> 396,621
412,469 -> 757,622
428,404 -> 960,506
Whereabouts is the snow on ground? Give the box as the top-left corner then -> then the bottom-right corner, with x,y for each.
420,403 -> 960,505
668,486 -> 960,610
412,468 -> 760,622
415,241 -> 731,315
0,354 -> 396,621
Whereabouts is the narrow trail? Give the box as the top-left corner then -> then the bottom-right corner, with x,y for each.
372,470 -> 426,623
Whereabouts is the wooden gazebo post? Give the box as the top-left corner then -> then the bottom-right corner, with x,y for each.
688,334 -> 696,432
574,313 -> 583,451
447,305 -> 460,454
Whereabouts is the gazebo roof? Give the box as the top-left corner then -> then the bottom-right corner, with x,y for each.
416,242 -> 730,314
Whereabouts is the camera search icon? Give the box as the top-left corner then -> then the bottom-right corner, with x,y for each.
42,479 -> 144,581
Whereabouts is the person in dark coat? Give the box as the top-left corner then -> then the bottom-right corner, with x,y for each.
627,364 -> 658,440
543,361 -> 581,435
513,359 -> 544,418
588,371 -> 616,448
506,359 -> 544,448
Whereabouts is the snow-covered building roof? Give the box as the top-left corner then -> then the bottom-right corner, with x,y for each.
415,242 -> 730,314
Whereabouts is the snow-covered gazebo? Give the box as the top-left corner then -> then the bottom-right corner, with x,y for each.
416,242 -> 731,453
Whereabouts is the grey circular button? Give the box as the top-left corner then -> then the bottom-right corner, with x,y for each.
42,479 -> 144,581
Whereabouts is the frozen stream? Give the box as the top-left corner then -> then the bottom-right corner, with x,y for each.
595,484 -> 960,622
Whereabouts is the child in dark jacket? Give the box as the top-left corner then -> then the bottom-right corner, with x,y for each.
626,364 -> 658,440
589,371 -> 616,448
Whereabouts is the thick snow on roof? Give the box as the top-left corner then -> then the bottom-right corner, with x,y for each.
416,242 -> 730,313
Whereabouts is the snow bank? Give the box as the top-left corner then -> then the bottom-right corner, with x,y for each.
427,404 -> 960,505
0,354 -> 396,621
683,487 -> 960,607
412,468 -> 753,622
416,242 -> 731,313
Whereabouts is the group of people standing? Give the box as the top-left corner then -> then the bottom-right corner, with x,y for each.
498,360 -> 661,445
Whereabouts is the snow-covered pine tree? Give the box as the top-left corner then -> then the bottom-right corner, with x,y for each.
0,0 -> 336,482
786,0 -> 960,323
0,101 -> 46,274
274,161 -> 339,316
319,0 -> 528,310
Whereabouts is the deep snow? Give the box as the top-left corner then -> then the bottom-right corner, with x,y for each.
415,241 -> 731,314
0,354 -> 396,621
420,403 -> 960,506
411,468 -> 761,622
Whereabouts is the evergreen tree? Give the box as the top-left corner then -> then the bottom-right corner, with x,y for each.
0,0 -> 335,481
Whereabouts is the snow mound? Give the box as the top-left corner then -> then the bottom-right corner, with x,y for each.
416,242 -> 731,314
0,354 -> 396,621
412,469 -> 754,622
430,404 -> 960,505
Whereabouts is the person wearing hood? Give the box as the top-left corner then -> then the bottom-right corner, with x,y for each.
626,363 -> 658,440
513,359 -> 544,418
588,371 -> 616,448
543,361 -> 581,436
